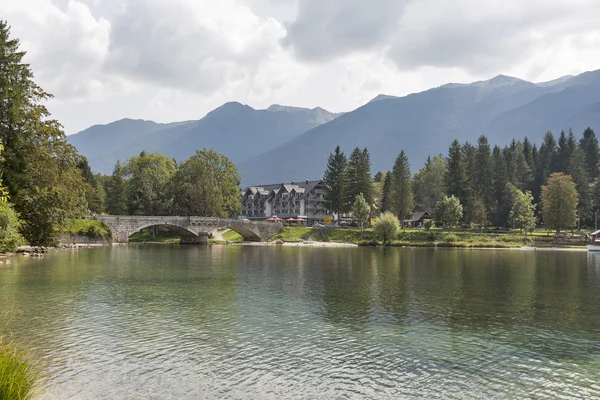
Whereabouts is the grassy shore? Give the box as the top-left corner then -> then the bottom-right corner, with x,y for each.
268,226 -> 588,249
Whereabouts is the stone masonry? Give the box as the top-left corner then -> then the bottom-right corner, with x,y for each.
97,216 -> 282,243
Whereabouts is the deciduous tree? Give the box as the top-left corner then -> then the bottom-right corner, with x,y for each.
435,195 -> 463,229
374,212 -> 400,244
351,193 -> 371,237
541,173 -> 578,234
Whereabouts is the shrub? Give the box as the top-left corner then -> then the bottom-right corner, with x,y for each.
374,212 -> 400,244
443,233 -> 459,243
0,202 -> 22,252
424,220 -> 434,230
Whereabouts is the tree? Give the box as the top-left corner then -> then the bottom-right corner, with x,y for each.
380,172 -> 392,213
106,161 -> 127,215
568,147 -> 592,227
0,200 -> 22,252
412,155 -> 446,215
557,130 -> 572,173
444,140 -> 468,214
374,212 -> 400,244
491,146 -> 509,227
435,195 -> 463,229
0,141 -> 7,203
474,136 -> 493,213
171,149 -> 242,217
508,185 -> 536,234
323,145 -> 347,218
351,193 -> 371,237
390,150 -> 414,221
124,152 -> 177,215
0,21 -> 87,245
472,197 -> 487,230
77,157 -> 104,214
344,148 -> 373,210
541,173 -> 578,235
580,127 -> 599,180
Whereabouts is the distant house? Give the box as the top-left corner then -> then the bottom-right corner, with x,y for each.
405,211 -> 433,228
239,180 -> 328,224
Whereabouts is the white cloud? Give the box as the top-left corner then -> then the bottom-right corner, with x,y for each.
1,0 -> 600,134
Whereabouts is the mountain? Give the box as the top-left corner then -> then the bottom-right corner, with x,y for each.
68,119 -> 194,174
238,69 -> 600,185
68,104 -> 342,174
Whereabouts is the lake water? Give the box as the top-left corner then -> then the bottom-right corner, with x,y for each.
2,246 -> 600,399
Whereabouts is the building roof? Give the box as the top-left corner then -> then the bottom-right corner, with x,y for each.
406,211 -> 432,222
241,180 -> 323,200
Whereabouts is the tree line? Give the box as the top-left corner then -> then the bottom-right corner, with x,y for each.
0,21 -> 242,249
323,128 -> 598,234
100,150 -> 242,218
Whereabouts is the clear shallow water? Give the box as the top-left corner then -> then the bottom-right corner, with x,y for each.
2,246 -> 600,399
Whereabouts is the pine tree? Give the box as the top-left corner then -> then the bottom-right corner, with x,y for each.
568,147 -> 592,227
390,150 -> 414,221
474,135 -> 493,215
557,130 -> 572,173
323,145 -> 347,218
380,172 -> 392,213
444,140 -> 468,219
491,146 -> 510,227
344,148 -> 373,211
580,127 -> 600,180
541,173 -> 578,235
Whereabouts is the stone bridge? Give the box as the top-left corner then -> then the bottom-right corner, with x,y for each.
96,216 -> 282,244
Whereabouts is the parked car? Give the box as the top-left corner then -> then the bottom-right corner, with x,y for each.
313,222 -> 325,228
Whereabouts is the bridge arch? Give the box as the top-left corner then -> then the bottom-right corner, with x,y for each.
97,216 -> 282,244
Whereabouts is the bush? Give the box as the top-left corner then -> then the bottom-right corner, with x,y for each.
0,202 -> 22,252
424,220 -> 434,230
443,233 -> 459,243
358,240 -> 379,247
374,212 -> 400,244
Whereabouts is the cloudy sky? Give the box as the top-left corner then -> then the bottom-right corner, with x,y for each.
3,0 -> 600,134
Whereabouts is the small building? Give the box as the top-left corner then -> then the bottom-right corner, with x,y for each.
405,211 -> 433,228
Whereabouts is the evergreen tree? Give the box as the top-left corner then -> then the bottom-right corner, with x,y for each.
380,172 -> 392,213
77,157 -> 104,214
557,130 -> 572,173
580,127 -> 600,180
568,147 -> 592,227
390,150 -> 414,221
344,148 -> 373,210
106,161 -> 127,215
491,146 -> 510,227
534,132 -> 558,203
444,140 -> 468,218
513,141 -> 532,191
323,145 -> 347,218
474,135 -> 493,215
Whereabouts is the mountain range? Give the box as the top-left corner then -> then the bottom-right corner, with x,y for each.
68,69 -> 600,185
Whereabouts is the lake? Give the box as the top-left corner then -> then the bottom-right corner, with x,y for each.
2,246 -> 600,399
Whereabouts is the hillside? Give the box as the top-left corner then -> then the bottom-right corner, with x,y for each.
68,104 -> 341,174
238,70 -> 600,185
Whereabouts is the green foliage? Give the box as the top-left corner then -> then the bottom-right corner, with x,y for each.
222,229 -> 244,242
351,193 -> 371,234
0,21 -> 87,246
390,150 -> 414,220
0,142 -> 7,204
373,212 -> 400,244
128,230 -> 180,243
323,145 -> 347,217
474,136 -> 493,212
443,233 -> 459,243
344,148 -> 373,210
105,161 -> 127,215
62,219 -> 109,238
444,140 -> 468,207
508,186 -> 537,233
424,219 -> 434,230
77,157 -> 104,214
568,147 -> 592,224
541,173 -> 578,234
580,127 -> 599,180
171,149 -> 242,217
380,172 -> 392,213
0,341 -> 38,400
435,195 -> 463,229
124,152 -> 177,215
0,202 -> 22,252
413,155 -> 446,214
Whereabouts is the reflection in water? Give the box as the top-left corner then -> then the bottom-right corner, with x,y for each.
1,247 -> 600,399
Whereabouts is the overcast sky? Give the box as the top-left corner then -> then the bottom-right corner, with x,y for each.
3,0 -> 600,134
